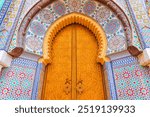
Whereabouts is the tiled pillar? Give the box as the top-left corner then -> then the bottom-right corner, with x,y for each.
31,63 -> 45,100
126,0 -> 150,67
0,0 -> 25,51
104,62 -> 118,100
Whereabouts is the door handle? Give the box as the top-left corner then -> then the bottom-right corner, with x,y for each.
76,80 -> 83,95
64,78 -> 71,95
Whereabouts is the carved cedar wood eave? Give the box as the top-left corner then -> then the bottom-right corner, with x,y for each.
15,0 -> 141,58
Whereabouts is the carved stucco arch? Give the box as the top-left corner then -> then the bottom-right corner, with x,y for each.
14,0 -> 142,59
39,12 -> 108,65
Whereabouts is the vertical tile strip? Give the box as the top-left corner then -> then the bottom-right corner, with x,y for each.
105,62 -> 118,100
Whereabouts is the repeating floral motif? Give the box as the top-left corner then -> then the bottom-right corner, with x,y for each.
68,0 -> 81,11
0,0 -> 149,100
53,1 -> 66,15
39,9 -> 54,24
108,35 -> 126,50
24,0 -> 126,55
8,0 -> 40,52
112,56 -> 150,100
96,6 -> 111,23
104,19 -> 120,34
114,0 -> 143,50
7,0 -> 146,54
83,0 -> 96,15
0,58 -> 37,100
30,21 -> 46,36
26,36 -> 43,53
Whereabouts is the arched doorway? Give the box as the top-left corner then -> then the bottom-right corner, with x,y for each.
41,24 -> 106,100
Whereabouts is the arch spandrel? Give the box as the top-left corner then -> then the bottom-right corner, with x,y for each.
15,0 -> 141,59
39,13 -> 109,65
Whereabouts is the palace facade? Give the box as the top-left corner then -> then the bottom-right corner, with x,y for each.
0,0 -> 150,100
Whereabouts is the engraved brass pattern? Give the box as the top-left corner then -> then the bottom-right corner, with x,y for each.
76,80 -> 83,95
64,78 -> 71,95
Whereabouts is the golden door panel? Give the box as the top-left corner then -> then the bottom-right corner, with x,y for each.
42,25 -> 72,100
76,24 -> 105,100
42,24 -> 105,100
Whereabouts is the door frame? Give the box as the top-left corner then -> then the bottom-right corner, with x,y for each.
36,13 -> 112,100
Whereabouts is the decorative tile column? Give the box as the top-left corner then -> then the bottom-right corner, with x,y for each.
126,0 -> 150,67
31,63 -> 45,100
104,62 -> 118,100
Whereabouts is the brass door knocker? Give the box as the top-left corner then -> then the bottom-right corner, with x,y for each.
76,80 -> 83,95
64,78 -> 71,95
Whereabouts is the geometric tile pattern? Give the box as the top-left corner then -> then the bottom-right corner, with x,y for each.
128,0 -> 150,48
114,0 -> 143,50
129,0 -> 149,25
141,26 -> 150,48
143,0 -> 150,48
0,29 -> 8,50
8,0 -> 40,52
0,0 -> 149,100
24,0 -> 126,56
0,58 -> 37,100
0,0 -> 23,50
0,0 -> 12,25
0,0 -> 12,50
112,56 -> 150,100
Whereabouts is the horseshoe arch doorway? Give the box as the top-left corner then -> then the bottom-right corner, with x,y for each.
40,13 -> 108,100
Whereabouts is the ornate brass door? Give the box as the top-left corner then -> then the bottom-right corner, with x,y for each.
42,24 -> 105,100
